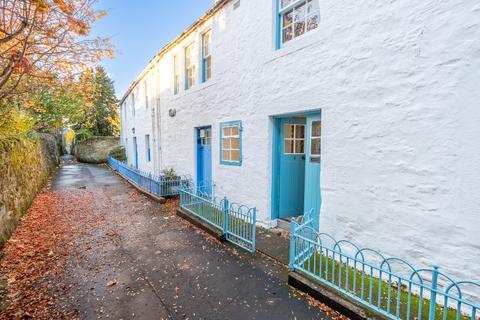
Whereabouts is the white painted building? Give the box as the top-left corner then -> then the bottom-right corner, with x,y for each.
119,0 -> 480,282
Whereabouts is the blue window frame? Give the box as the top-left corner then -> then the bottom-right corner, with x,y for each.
145,134 -> 151,162
202,30 -> 212,83
220,121 -> 242,166
276,0 -> 320,49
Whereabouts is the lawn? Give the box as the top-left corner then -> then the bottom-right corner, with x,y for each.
298,252 -> 474,320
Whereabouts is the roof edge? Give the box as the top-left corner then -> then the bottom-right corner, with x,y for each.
118,0 -> 230,105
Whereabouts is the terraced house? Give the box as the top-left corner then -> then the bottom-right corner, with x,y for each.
119,0 -> 480,285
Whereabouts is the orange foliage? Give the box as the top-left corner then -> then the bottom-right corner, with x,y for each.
0,0 -> 113,102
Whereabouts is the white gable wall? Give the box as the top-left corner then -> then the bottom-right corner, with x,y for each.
121,0 -> 480,282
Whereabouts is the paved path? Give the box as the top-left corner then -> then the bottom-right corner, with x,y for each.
48,162 -> 333,319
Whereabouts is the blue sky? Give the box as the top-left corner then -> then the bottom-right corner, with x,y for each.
92,0 -> 213,98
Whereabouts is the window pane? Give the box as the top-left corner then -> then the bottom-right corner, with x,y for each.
284,125 -> 294,138
294,21 -> 305,37
231,126 -> 239,136
306,0 -> 319,14
311,137 -> 321,155
206,57 -> 212,80
295,125 -> 305,138
204,32 -> 211,56
294,3 -> 306,21
231,150 -> 240,161
285,140 -> 294,153
223,127 -> 231,136
295,140 -> 305,154
282,26 -> 293,43
307,13 -> 319,31
222,150 -> 230,161
294,3 -> 306,37
231,138 -> 239,149
283,10 -> 293,27
223,138 -> 230,149
312,120 -> 321,137
281,0 -> 293,9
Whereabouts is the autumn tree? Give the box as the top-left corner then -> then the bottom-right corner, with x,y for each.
0,0 -> 112,103
75,66 -> 118,136
26,76 -> 84,132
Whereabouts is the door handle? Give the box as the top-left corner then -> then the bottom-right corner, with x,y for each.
302,155 -> 306,160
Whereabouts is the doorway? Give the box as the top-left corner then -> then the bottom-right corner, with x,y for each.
196,126 -> 212,194
133,137 -> 139,169
272,112 -> 321,229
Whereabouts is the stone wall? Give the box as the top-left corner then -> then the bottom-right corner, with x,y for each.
0,134 -> 59,248
74,136 -> 119,164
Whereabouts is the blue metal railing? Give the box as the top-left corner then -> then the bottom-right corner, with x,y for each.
180,183 -> 256,253
108,157 -> 191,197
289,217 -> 480,320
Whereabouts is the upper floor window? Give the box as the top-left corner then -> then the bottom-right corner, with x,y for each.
202,31 -> 212,82
173,54 -> 180,95
131,93 -> 135,117
145,134 -> 151,162
185,44 -> 196,90
144,80 -> 148,108
279,0 -> 319,45
220,121 -> 242,166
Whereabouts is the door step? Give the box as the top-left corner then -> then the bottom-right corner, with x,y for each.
276,218 -> 292,232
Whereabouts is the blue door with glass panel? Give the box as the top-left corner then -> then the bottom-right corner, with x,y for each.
304,114 -> 321,229
196,126 -> 212,194
278,118 -> 306,218
133,137 -> 138,169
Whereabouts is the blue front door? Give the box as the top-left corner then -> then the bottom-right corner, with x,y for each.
196,126 -> 212,194
304,114 -> 321,229
133,137 -> 139,169
278,118 -> 306,219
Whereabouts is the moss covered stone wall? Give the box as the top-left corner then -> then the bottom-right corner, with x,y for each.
0,135 -> 59,247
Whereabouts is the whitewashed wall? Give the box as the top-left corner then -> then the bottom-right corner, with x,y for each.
121,0 -> 480,282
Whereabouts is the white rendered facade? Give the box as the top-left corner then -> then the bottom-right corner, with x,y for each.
120,0 -> 480,282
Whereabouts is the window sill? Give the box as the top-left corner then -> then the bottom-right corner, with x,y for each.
171,79 -> 218,100
267,30 -> 323,64
220,160 -> 242,167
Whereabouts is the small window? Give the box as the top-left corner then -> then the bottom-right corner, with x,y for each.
202,31 -> 212,82
200,128 -> 212,145
220,121 -> 242,166
310,120 -> 321,162
145,134 -> 151,162
173,55 -> 180,95
131,93 -> 135,117
144,80 -> 148,108
284,124 -> 305,154
278,0 -> 319,46
143,80 -> 148,109
185,44 -> 196,90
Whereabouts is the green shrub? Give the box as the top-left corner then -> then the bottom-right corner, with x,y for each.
161,168 -> 179,179
73,128 -> 94,144
109,146 -> 126,161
